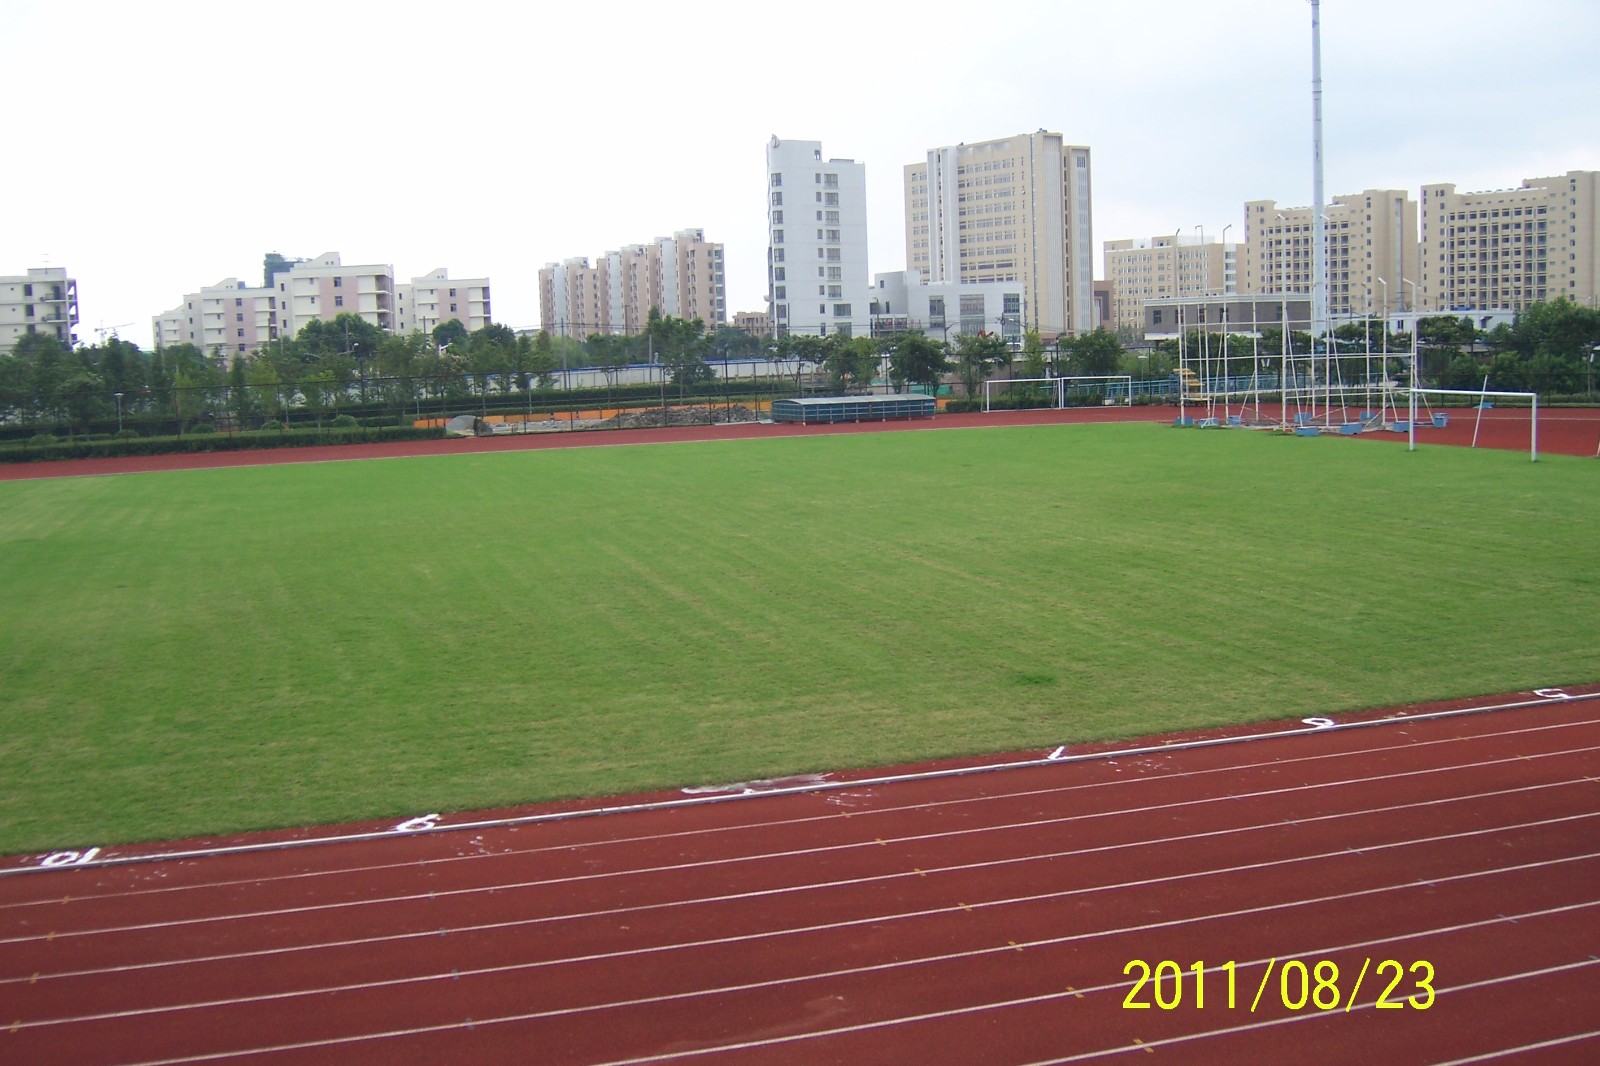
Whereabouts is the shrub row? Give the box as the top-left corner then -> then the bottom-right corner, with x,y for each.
0,425 -> 445,464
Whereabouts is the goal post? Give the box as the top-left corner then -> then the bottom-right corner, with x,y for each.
982,375 -> 1134,412
1404,386 -> 1539,461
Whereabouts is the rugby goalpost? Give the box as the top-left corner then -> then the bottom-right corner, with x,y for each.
1404,386 -> 1539,461
982,375 -> 1134,412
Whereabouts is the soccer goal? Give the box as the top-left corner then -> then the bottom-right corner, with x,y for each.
1403,386 -> 1540,461
982,375 -> 1133,412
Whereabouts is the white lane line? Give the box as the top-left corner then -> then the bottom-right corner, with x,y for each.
11,783 -> 1594,990
5,748 -> 1597,950
9,689 -> 1595,878
1018,959 -> 1600,1066
1425,1031 -> 1600,1066
8,710 -> 1596,913
9,804 -> 1598,1018
109,897 -> 1600,1065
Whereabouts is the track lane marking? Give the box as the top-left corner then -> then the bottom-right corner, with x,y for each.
6,745 -> 1599,949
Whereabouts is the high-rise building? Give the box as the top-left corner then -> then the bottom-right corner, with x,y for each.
395,269 -> 492,336
766,136 -> 869,338
540,230 -> 725,338
904,131 -> 1094,337
1242,191 -> 1418,324
1103,235 -> 1237,333
1420,171 -> 1598,313
1,267 -> 78,354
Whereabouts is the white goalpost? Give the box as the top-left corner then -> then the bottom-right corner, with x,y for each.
982,375 -> 1134,412
1403,386 -> 1540,461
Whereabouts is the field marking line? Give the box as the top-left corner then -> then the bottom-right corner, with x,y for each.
7,797 -> 1597,993
8,688 -> 1596,879
16,856 -> 1598,1034
103,900 -> 1600,1066
6,745 -> 1597,950
6,739 -> 1598,948
1426,1031 -> 1600,1066
8,709 -> 1597,913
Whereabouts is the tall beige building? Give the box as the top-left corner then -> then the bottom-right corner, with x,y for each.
1243,191 -> 1419,323
152,279 -> 280,360
1103,236 -> 1237,333
540,229 -> 725,339
1420,171 -> 1598,312
904,131 -> 1094,337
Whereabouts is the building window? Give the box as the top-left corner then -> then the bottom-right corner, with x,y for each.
771,173 -> 782,187
333,277 -> 342,287
450,303 -> 457,312
449,288 -> 456,297
773,230 -> 784,244
772,210 -> 783,224
772,191 -> 783,206
833,304 -> 852,317
335,295 -> 344,307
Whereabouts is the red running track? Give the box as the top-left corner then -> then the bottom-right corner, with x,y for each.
3,687 -> 1599,1064
4,404 -> 1595,483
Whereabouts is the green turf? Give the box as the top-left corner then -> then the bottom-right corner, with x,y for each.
1,424 -> 1596,854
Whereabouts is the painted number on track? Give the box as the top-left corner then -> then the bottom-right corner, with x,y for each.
39,847 -> 101,868
392,814 -> 441,833
1302,717 -> 1336,729
1534,688 -> 1571,699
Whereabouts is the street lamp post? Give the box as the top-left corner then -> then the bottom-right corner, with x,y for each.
113,392 -> 124,434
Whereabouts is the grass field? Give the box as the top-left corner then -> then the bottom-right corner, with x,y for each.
2,422 -> 1597,855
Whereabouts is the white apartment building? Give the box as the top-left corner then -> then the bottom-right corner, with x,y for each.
1103,235 -> 1238,333
867,271 -> 1024,343
904,131 -> 1094,337
766,136 -> 870,338
1242,191 -> 1419,324
271,252 -> 395,338
2,267 -> 78,354
539,230 -> 726,339
151,279 -> 281,360
394,268 -> 492,336
1421,171 -> 1598,313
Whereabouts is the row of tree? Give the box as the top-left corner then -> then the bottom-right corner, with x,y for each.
5,299 -> 1597,437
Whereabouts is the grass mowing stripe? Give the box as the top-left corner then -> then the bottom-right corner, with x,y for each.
0,423 -> 1595,853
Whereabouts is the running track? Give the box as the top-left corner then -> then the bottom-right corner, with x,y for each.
3,404 -> 1597,482
4,687 -> 1599,1064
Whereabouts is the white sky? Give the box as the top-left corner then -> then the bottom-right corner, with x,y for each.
5,0 -> 1598,350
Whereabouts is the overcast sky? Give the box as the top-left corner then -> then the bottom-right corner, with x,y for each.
5,0 -> 1598,350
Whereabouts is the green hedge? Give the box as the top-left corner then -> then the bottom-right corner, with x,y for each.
0,425 -> 446,464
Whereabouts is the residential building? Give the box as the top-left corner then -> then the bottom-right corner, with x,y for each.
904,131 -> 1094,337
766,136 -> 870,338
1103,235 -> 1238,334
1,267 -> 78,354
1141,294 -> 1313,340
271,252 -> 395,338
539,229 -> 726,339
161,279 -> 281,360
1420,171 -> 1598,313
395,268 -> 492,336
1242,191 -> 1418,325
732,310 -> 772,338
867,270 -> 1024,343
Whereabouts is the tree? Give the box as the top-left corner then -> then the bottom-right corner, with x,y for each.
1061,328 -> 1124,377
823,335 -> 880,393
58,371 -> 106,439
886,331 -> 950,394
952,332 -> 1011,398
432,319 -> 470,351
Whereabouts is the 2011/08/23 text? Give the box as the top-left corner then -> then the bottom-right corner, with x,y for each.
1122,958 -> 1435,1011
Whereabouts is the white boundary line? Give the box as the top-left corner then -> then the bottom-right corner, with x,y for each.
7,687 -> 1595,878
8,708 -> 1595,913
5,758 -> 1595,952
101,888 -> 1600,1065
